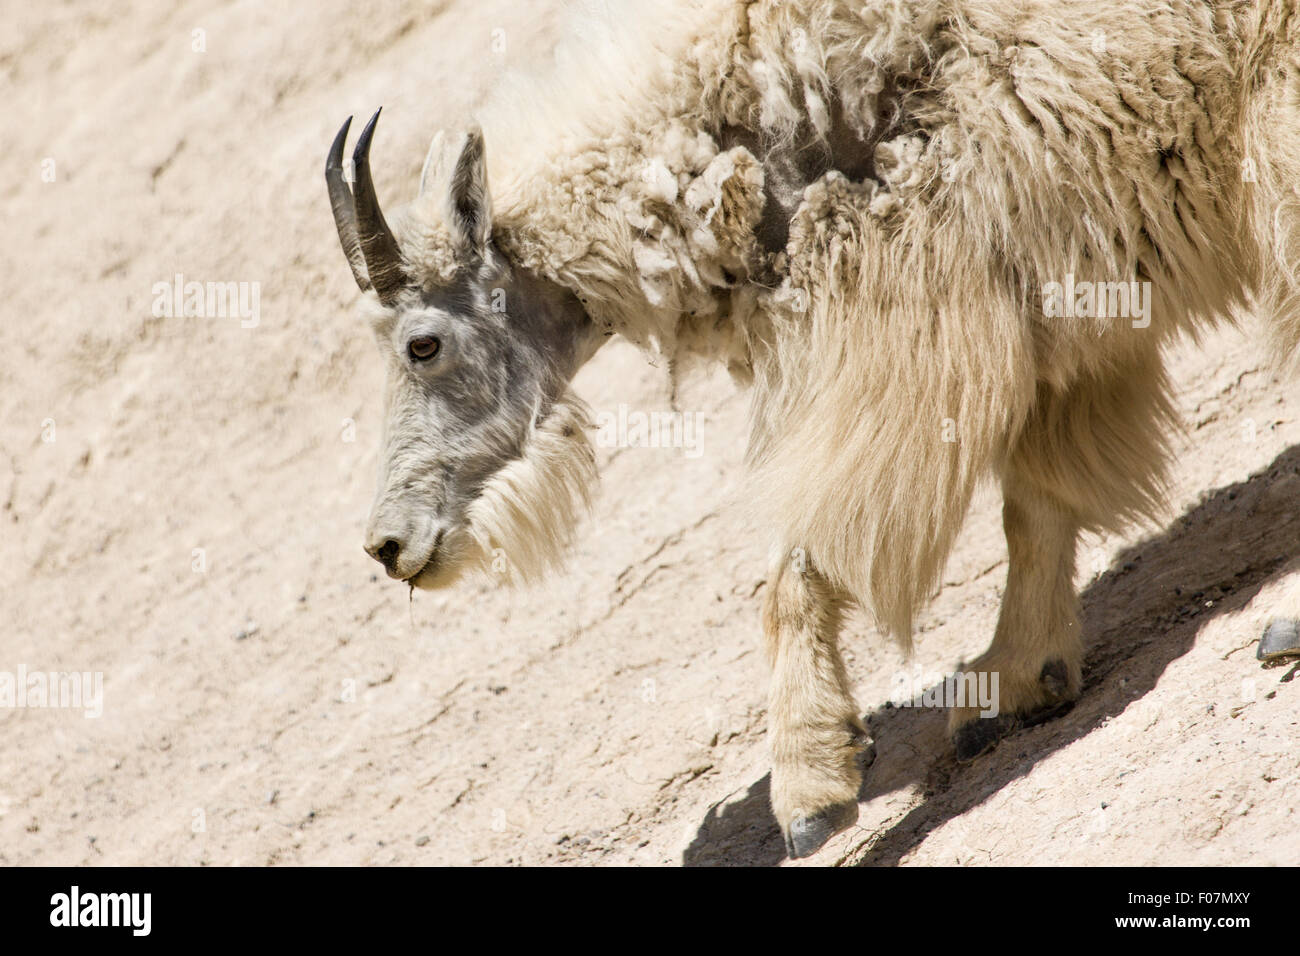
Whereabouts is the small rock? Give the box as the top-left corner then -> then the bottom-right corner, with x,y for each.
1258,618 -> 1300,663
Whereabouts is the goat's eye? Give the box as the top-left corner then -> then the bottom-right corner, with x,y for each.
407,336 -> 440,362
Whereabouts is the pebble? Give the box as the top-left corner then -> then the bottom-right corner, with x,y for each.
1258,618 -> 1300,662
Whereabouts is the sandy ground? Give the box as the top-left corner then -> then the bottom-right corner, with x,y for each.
2,1 -> 1298,866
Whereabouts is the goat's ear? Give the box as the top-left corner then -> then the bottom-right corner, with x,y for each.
447,126 -> 491,253
418,129 -> 447,198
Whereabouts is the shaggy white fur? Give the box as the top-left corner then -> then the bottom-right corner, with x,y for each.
464,390 -> 597,585
402,0 -> 1300,638
361,0 -> 1300,855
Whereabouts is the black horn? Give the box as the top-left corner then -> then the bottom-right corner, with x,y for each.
324,109 -> 406,303
351,109 -> 407,304
325,116 -> 369,292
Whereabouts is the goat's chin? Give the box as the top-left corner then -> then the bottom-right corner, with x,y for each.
461,389 -> 598,587
407,545 -> 469,590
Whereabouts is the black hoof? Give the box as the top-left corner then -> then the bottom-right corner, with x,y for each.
1039,659 -> 1072,700
785,801 -> 858,859
1022,659 -> 1078,727
1259,618 -> 1300,663
954,693 -> 1075,760
953,713 -> 1017,761
847,716 -> 876,769
1019,696 -> 1076,729
862,739 -> 878,770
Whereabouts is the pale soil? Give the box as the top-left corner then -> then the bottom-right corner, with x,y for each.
1,1 -> 1297,866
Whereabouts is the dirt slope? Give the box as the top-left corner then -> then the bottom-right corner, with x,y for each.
1,1 -> 1297,866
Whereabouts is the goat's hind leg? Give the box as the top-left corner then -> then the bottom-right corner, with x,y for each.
763,550 -> 872,858
950,361 -> 1175,757
948,471 -> 1083,759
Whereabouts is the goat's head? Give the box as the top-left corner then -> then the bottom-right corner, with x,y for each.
327,111 -> 600,589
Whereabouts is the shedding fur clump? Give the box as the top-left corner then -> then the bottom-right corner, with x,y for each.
463,390 -> 598,586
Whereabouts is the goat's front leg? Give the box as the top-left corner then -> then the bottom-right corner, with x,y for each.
763,549 -> 870,858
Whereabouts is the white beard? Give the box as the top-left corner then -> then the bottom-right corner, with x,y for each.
458,388 -> 598,586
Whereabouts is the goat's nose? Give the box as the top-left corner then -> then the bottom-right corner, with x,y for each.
365,536 -> 404,572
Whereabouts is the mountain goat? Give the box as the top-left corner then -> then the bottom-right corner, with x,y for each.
325,0 -> 1300,857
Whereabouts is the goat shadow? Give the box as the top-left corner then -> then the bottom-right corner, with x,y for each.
683,444 -> 1300,867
